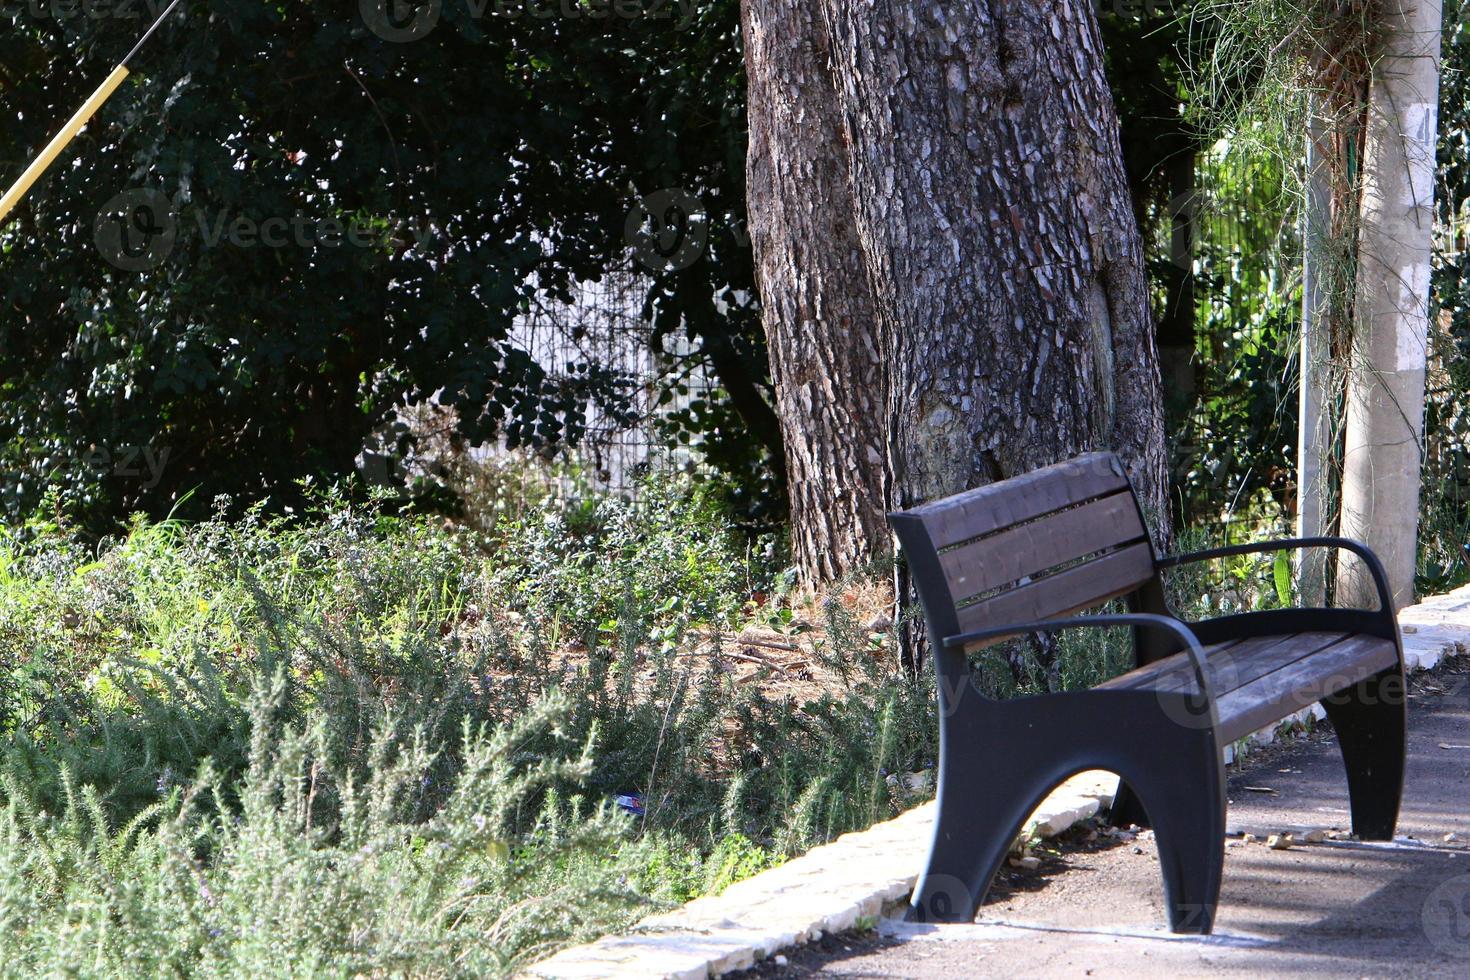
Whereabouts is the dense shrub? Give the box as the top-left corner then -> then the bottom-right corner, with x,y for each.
0,481 -> 931,975
485,478 -> 757,644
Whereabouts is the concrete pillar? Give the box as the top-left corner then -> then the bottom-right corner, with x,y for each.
1338,0 -> 1444,610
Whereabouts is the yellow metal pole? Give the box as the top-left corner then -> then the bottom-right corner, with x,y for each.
0,65 -> 131,226
0,0 -> 183,228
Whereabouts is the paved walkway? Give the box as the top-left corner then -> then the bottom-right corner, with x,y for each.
750,656 -> 1470,978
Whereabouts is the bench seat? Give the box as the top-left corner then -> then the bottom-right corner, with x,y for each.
1096,631 -> 1399,744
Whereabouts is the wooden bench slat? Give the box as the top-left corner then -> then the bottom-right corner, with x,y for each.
1096,631 -> 1397,743
953,542 -> 1156,643
1094,636 -> 1249,690
1098,632 -> 1359,696
911,452 -> 1130,550
1147,632 -> 1344,695
1215,634 -> 1397,743
938,490 -> 1146,603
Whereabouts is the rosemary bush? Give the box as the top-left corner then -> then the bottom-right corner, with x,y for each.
0,482 -> 932,976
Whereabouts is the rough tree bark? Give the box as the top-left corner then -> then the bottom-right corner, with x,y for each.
742,0 -> 890,582
743,0 -> 1169,586
819,0 -> 1167,521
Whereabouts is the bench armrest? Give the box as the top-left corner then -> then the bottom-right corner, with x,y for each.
943,612 -> 1216,706
1156,536 -> 1394,616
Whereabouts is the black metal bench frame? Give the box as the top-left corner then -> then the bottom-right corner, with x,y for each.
889,452 -> 1406,934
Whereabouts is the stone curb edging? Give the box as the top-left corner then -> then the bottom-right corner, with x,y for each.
1396,583 -> 1470,670
523,771 -> 1117,980
525,587 -> 1470,980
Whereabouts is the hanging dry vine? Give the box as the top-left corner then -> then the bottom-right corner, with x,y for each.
1186,0 -> 1389,545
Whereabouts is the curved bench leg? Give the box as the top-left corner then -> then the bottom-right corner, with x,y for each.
1320,666 -> 1406,840
907,753 -> 1053,923
909,693 -> 1226,933
907,797 -> 1020,923
1123,726 -> 1226,934
1108,779 -> 1151,829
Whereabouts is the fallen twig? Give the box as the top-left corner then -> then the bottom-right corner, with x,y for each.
678,649 -> 796,676
735,636 -> 802,653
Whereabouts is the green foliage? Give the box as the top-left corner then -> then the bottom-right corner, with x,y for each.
0,481 -> 932,973
1184,0 -> 1386,131
1098,4 -> 1198,211
968,620 -> 1138,702
0,682 -> 664,976
1419,3 -> 1470,594
1170,141 -> 1301,526
698,832 -> 780,897
0,1 -> 778,531
1160,524 -> 1298,620
1179,1 -> 1470,595
1272,549 -> 1292,606
485,476 -> 755,645
1096,2 -> 1312,528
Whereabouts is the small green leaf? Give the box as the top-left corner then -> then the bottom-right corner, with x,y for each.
1272,550 -> 1292,607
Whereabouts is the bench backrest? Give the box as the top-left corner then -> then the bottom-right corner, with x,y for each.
890,453 -> 1158,656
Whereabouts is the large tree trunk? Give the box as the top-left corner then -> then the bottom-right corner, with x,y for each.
743,0 -> 1169,591
742,0 -> 889,582
815,0 -> 1168,521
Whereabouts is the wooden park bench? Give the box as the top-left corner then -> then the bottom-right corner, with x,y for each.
889,452 -> 1406,934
